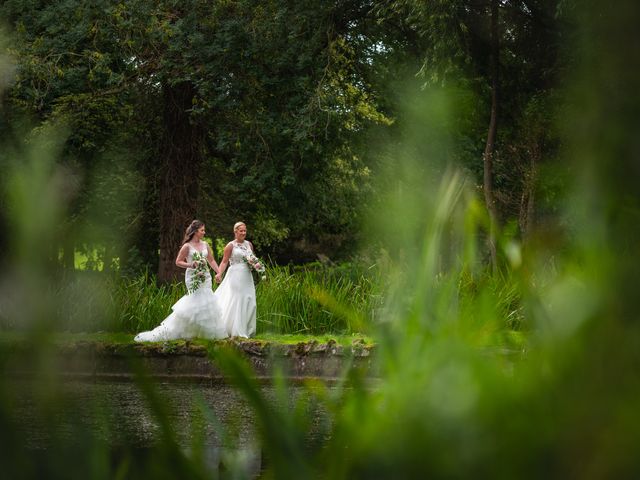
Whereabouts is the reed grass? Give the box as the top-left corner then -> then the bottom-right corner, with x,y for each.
7,262 -> 386,335
3,5 -> 634,476
5,260 -> 521,340
108,270 -> 184,333
255,262 -> 384,334
1,257 -> 525,343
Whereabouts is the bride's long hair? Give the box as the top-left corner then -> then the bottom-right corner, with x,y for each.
182,220 -> 204,244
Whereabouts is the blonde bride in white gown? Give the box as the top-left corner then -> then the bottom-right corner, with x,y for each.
135,220 -> 227,342
214,222 -> 258,338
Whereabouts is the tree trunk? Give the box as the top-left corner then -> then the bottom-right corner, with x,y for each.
525,156 -> 536,233
103,243 -> 113,274
483,0 -> 500,270
519,146 -> 538,238
62,235 -> 74,270
157,81 -> 202,283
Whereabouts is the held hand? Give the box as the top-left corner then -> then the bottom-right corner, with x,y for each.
215,273 -> 222,283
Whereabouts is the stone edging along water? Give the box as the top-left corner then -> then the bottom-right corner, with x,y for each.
6,338 -> 377,382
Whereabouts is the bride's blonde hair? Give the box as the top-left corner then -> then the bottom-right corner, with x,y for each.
233,221 -> 246,232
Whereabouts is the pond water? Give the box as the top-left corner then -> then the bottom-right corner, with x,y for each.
10,378 -> 333,477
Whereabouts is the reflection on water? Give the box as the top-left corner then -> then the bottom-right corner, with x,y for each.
11,379 -> 331,477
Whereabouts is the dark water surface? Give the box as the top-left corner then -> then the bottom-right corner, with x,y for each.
11,378 -> 333,477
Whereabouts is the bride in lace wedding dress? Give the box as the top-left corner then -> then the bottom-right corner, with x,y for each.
214,222 -> 257,338
134,220 -> 227,342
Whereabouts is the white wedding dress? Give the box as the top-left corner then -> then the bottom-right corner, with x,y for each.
134,244 -> 227,342
214,240 -> 256,337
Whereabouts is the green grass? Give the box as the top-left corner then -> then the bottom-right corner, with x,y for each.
0,331 -> 374,348
250,332 -> 373,347
108,270 -> 184,332
255,263 -> 383,334
3,263 -> 385,336
2,9 -> 639,476
16,261 -> 521,344
0,259 -> 524,347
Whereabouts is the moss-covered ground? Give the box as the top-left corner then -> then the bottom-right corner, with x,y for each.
0,331 -> 375,349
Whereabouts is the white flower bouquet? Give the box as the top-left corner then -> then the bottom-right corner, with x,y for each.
188,251 -> 209,294
243,252 -> 266,285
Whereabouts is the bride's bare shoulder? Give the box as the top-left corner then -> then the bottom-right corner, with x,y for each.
176,243 -> 190,259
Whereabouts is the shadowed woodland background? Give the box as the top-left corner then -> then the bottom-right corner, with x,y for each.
1,0 -> 565,280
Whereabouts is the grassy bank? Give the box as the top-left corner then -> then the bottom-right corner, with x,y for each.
0,263 -> 386,336
0,331 -> 375,348
0,261 -> 524,343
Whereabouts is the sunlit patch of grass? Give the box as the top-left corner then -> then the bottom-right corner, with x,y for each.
0,331 -> 374,348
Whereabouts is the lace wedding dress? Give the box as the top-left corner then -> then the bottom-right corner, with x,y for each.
214,240 -> 256,337
134,244 -> 227,342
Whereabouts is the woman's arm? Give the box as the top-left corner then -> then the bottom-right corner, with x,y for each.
175,244 -> 195,269
207,244 -> 219,274
215,243 -> 233,282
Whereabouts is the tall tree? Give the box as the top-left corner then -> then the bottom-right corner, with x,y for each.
375,0 -> 565,251
157,81 -> 203,281
2,0 -> 392,274
483,0 -> 499,268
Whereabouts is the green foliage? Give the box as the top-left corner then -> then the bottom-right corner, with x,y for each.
0,255 -> 525,344
1,0 -> 570,270
109,271 -> 184,333
2,2 -> 639,479
0,263 -> 385,335
375,0 -> 566,231
2,0 -> 394,268
256,263 -> 383,334
206,3 -> 640,477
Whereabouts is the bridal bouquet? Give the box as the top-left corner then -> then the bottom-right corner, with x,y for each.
188,251 -> 209,294
243,252 -> 267,284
